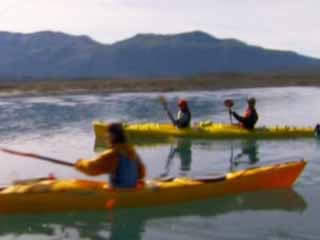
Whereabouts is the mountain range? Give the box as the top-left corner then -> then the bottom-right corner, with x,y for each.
0,30 -> 319,80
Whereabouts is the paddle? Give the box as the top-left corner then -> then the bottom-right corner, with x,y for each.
0,148 -> 74,167
159,96 -> 176,125
224,99 -> 234,124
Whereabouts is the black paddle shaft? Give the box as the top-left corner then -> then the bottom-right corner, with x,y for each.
0,148 -> 74,167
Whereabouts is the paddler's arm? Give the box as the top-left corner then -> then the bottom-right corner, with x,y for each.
75,150 -> 118,176
231,111 -> 245,123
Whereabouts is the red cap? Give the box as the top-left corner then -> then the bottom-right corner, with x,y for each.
178,99 -> 188,108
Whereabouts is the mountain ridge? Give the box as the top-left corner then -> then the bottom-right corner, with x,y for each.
0,30 -> 319,80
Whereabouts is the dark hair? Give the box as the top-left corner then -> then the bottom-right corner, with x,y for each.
107,123 -> 127,144
247,98 -> 256,105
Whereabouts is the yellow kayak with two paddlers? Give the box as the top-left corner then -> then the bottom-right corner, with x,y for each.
93,121 -> 314,147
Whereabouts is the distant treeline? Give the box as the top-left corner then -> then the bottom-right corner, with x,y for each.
0,72 -> 320,95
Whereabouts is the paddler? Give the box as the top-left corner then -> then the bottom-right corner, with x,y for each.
230,97 -> 258,130
160,97 -> 191,128
175,99 -> 192,128
75,123 -> 146,188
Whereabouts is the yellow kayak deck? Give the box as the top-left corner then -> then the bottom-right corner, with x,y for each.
0,160 -> 306,214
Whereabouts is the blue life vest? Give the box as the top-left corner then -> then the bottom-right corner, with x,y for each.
111,154 -> 139,188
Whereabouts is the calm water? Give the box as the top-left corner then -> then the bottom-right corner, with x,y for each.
0,87 -> 319,239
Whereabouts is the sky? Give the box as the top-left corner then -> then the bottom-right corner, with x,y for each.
0,0 -> 319,58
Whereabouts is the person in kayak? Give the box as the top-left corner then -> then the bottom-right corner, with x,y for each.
175,99 -> 192,128
230,98 -> 258,130
75,123 -> 146,188
160,97 -> 191,128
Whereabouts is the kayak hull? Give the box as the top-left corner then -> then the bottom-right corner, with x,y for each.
0,160 -> 306,214
94,121 -> 314,147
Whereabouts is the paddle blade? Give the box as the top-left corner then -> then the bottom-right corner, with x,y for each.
224,99 -> 234,108
159,96 -> 167,106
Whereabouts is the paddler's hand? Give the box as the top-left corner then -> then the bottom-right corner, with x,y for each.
74,159 -> 85,170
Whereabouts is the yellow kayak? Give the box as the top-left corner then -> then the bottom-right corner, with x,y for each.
0,160 -> 306,214
93,121 -> 314,147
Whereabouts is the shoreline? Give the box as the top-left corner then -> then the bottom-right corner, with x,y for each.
0,74 -> 320,96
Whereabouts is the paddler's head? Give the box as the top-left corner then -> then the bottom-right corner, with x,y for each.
247,97 -> 256,108
178,99 -> 188,111
107,123 -> 127,145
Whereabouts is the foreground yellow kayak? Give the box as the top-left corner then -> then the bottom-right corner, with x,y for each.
94,121 -> 314,147
0,160 -> 306,214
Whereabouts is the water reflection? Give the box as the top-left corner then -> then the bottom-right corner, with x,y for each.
229,140 -> 260,172
161,138 -> 192,177
0,189 -> 306,240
